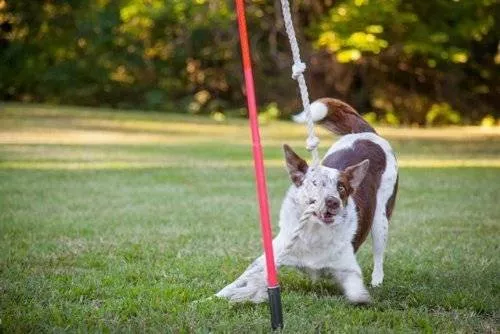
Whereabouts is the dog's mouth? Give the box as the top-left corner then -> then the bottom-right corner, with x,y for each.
313,210 -> 338,224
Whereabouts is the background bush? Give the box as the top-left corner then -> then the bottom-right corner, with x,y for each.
0,0 -> 498,125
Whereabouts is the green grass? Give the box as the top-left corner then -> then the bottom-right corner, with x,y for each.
0,103 -> 499,332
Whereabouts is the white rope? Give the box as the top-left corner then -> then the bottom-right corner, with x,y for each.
277,204 -> 316,264
279,0 -> 320,166
278,0 -> 322,249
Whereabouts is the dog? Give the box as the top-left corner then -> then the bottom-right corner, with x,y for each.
216,98 -> 398,304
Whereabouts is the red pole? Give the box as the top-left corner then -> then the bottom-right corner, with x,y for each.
235,0 -> 283,329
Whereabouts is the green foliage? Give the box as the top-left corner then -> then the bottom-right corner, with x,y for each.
315,0 -> 494,65
0,0 -> 498,124
310,0 -> 499,124
480,115 -> 496,127
0,0 -> 237,110
383,111 -> 401,126
210,110 -> 226,122
362,111 -> 377,125
426,103 -> 461,126
258,102 -> 281,123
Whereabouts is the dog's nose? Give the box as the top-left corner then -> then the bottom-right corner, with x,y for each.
325,196 -> 340,210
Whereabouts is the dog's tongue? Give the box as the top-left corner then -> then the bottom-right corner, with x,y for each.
322,212 -> 334,224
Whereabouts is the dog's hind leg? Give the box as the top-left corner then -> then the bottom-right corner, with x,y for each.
370,212 -> 388,287
371,174 -> 397,287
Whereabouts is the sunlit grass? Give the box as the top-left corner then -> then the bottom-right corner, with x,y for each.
2,103 -> 500,145
2,158 -> 500,170
1,103 -> 500,168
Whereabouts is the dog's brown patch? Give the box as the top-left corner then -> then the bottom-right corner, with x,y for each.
317,98 -> 376,135
336,177 -> 352,207
323,139 -> 386,251
283,144 -> 308,186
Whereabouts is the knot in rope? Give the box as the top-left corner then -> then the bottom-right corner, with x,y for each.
280,0 -> 320,167
291,62 -> 306,80
306,135 -> 320,152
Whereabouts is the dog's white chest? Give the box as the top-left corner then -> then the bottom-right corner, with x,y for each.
285,222 -> 352,269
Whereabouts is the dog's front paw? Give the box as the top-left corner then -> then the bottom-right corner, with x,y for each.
216,283 -> 240,300
345,288 -> 371,305
216,275 -> 268,303
371,269 -> 384,287
216,284 -> 267,303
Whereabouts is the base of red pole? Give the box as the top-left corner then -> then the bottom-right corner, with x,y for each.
268,286 -> 284,330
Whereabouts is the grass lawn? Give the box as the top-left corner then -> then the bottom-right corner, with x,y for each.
0,103 -> 499,332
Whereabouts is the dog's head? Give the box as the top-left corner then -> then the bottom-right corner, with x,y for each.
283,144 -> 369,225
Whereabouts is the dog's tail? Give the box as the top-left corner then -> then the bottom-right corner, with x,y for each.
293,98 -> 376,135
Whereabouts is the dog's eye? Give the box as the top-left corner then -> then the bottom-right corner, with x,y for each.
312,180 -> 327,187
308,199 -> 316,205
337,183 -> 346,194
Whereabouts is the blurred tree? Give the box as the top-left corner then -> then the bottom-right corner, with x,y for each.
310,0 -> 500,124
0,0 -> 498,124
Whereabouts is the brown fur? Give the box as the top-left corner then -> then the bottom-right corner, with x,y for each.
317,98 -> 376,135
337,175 -> 352,207
322,140 -> 386,251
283,144 -> 308,186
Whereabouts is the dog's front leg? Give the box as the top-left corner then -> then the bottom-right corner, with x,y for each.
328,245 -> 371,304
215,255 -> 268,303
216,232 -> 291,303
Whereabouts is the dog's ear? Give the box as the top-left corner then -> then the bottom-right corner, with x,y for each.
343,159 -> 370,191
283,144 -> 308,186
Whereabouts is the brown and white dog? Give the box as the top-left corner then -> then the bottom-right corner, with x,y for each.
216,98 -> 398,304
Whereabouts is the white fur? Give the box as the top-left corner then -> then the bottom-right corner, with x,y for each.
216,132 -> 398,303
292,101 -> 328,123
